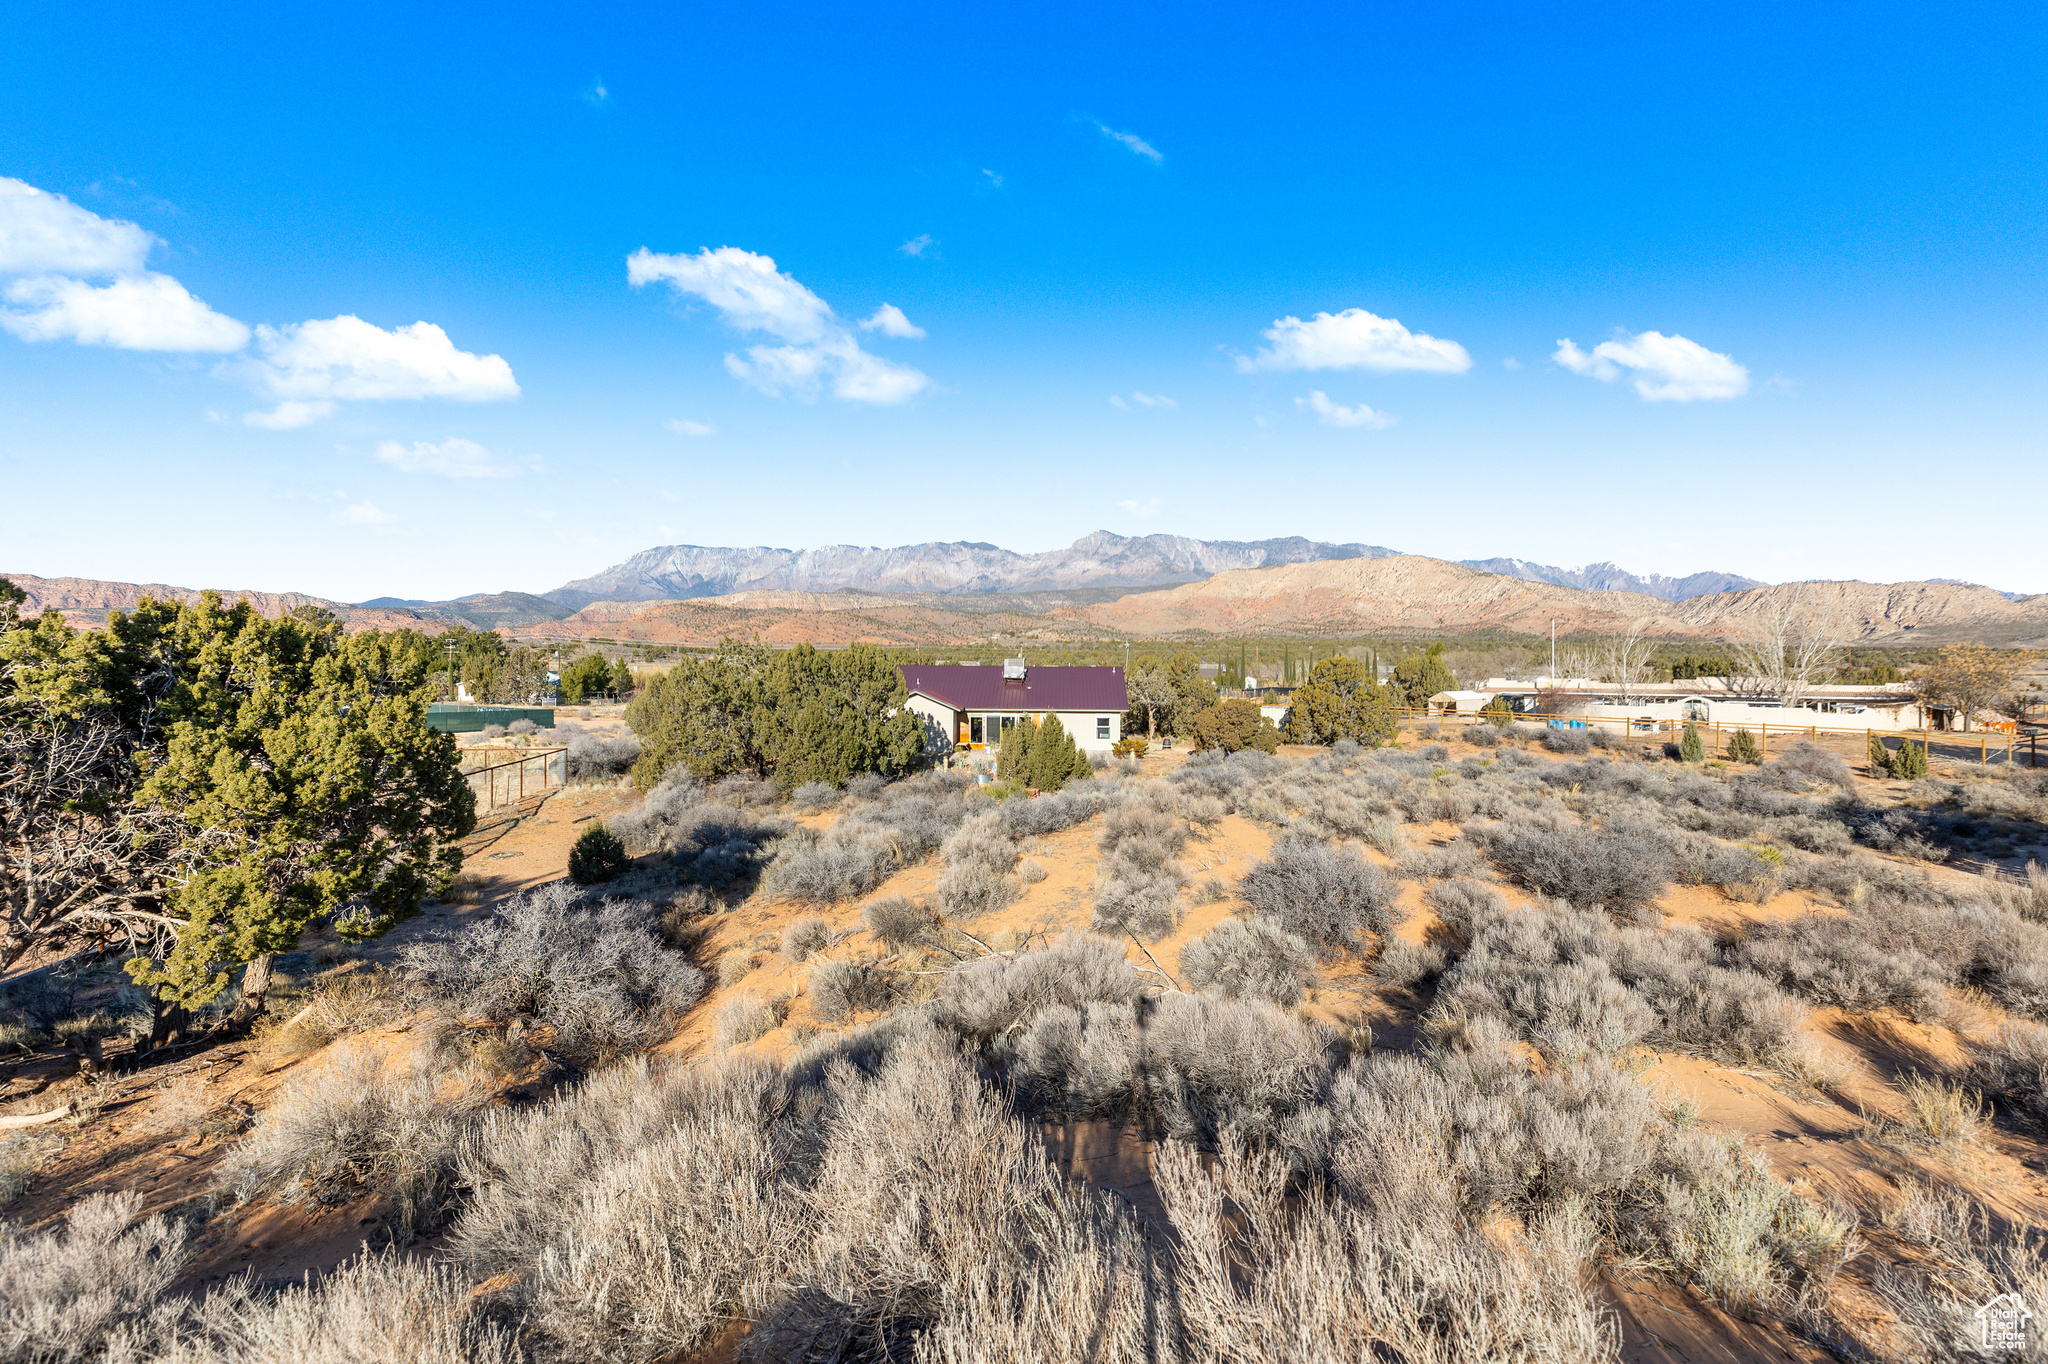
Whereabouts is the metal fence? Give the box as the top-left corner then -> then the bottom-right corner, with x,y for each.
460,746 -> 567,811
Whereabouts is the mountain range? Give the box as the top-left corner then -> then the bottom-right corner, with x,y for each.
540,532 -> 1764,608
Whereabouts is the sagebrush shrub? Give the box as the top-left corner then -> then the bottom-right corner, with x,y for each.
1180,917 -> 1318,1005
715,994 -> 779,1049
1472,820 -> 1669,917
808,957 -> 907,1021
559,722 -> 643,782
781,915 -> 833,962
1371,938 -> 1449,991
791,781 -> 840,811
1543,728 -> 1593,754
1972,1020 -> 2048,1125
861,895 -> 939,950
937,810 -> 1019,919
0,1191 -> 189,1362
220,1043 -> 491,1231
938,935 -> 1143,1041
1236,838 -> 1399,952
402,883 -> 706,1061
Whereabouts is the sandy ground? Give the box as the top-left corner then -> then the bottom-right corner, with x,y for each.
7,719 -> 2044,1358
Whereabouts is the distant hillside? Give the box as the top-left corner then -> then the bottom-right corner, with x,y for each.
1456,557 -> 1764,600
4,574 -> 440,633
1079,557 -> 2048,645
357,591 -> 575,631
543,531 -> 1401,607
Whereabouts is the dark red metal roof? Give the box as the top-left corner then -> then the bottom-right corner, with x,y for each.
898,665 -> 1129,712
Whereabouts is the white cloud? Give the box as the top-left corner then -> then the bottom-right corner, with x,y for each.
860,303 -> 925,339
333,500 -> 397,525
1118,497 -> 1164,518
1296,390 -> 1396,429
244,400 -> 337,429
372,437 -> 517,478
1096,122 -> 1163,163
1238,308 -> 1471,374
982,169 -> 1004,188
1110,391 -> 1177,411
898,234 -> 935,257
0,177 -> 155,275
1502,356 -> 1522,371
1552,330 -> 1748,401
238,316 -> 519,423
666,418 -> 716,437
629,245 -> 930,405
1,272 -> 249,351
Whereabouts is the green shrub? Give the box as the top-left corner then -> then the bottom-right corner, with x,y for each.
1896,737 -> 1929,779
1482,695 -> 1516,729
1679,724 -> 1705,763
1189,699 -> 1282,754
568,823 -> 628,884
1868,732 -> 1893,777
1725,728 -> 1763,764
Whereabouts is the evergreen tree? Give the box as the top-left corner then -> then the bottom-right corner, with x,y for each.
1679,723 -> 1705,762
1190,699 -> 1282,754
559,653 -> 613,704
1867,731 -> 1893,777
1392,643 -> 1457,711
1480,695 -> 1516,728
1896,736 -> 1929,779
997,715 -> 1036,782
1725,727 -> 1763,764
1028,713 -> 1085,791
569,822 -> 628,884
1281,658 -> 1397,747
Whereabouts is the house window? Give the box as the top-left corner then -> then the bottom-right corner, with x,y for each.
1096,716 -> 1111,739
970,716 -> 983,744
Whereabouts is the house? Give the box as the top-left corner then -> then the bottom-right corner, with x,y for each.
898,660 -> 1128,757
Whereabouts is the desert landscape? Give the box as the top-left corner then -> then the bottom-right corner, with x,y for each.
8,10 -> 2046,1359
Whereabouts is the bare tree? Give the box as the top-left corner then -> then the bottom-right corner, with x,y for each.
1916,646 -> 2023,733
0,700 -> 190,973
1126,664 -> 1176,740
1728,583 -> 1848,710
1595,619 -> 1657,705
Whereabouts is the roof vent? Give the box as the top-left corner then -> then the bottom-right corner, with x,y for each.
1002,658 -> 1027,680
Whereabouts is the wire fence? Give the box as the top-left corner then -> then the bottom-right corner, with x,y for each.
1400,708 -> 2042,770
459,746 -> 567,811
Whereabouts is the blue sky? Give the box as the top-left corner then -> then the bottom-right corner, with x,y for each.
3,2 -> 2045,601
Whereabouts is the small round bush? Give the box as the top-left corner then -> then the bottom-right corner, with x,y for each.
1180,918 -> 1318,1005
781,915 -> 834,962
568,823 -> 628,884
508,719 -> 540,736
862,895 -> 941,950
1542,727 -> 1593,754
809,956 -> 906,1021
791,781 -> 840,812
1018,858 -> 1048,884
1725,728 -> 1764,764
1463,725 -> 1502,748
1236,837 -> 1399,952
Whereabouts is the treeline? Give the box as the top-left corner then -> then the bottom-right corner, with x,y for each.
0,581 -> 472,1044
421,627 -> 636,704
625,642 -> 926,792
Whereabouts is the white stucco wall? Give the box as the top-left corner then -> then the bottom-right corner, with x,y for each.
904,694 -> 961,755
1573,698 -> 1931,732
1036,709 -> 1122,753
